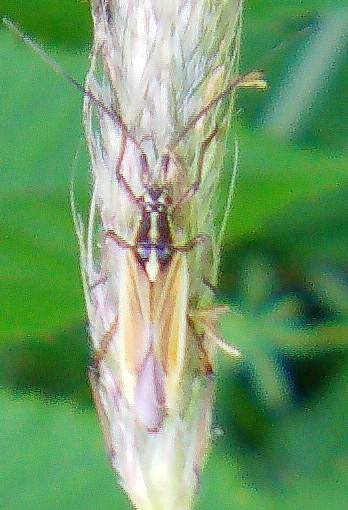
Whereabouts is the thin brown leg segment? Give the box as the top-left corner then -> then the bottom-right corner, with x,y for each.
114,130 -> 141,203
105,229 -> 134,250
188,318 -> 213,376
173,124 -> 219,212
93,314 -> 118,365
173,234 -> 207,253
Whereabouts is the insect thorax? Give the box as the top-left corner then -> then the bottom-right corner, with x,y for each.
135,187 -> 173,282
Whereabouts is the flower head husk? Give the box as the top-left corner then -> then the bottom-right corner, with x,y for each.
76,0 -> 243,508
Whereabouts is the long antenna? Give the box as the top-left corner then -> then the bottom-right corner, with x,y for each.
168,71 -> 266,152
168,23 -> 311,152
4,17 -> 310,155
2,17 -> 137,146
3,18 -> 265,153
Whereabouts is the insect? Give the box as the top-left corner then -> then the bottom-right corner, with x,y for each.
3,17 -> 263,430
104,139 -> 211,284
92,118 -> 222,430
87,69 -> 264,431
86,67 -> 266,431
85,63 -> 266,432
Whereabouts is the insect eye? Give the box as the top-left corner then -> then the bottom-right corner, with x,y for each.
156,246 -> 171,262
136,246 -> 150,260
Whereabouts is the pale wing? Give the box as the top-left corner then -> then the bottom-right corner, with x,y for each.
117,250 -> 166,430
117,250 -> 151,405
152,252 -> 189,411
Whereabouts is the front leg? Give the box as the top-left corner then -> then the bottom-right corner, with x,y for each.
105,229 -> 134,250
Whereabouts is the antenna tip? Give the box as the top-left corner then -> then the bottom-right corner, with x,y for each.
2,17 -> 14,27
240,71 -> 267,91
2,17 -> 19,34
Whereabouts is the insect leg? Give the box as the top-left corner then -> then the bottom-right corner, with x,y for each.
93,314 -> 119,365
105,229 -> 135,250
113,130 -> 142,204
88,275 -> 108,292
173,124 -> 219,212
115,129 -> 152,198
172,233 -> 207,253
188,318 -> 213,376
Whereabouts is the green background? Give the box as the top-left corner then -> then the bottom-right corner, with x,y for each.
1,0 -> 348,508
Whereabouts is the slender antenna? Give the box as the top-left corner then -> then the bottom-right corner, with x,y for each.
3,19 -> 84,91
168,71 -> 266,152
252,23 -> 312,72
2,18 -> 137,148
167,23 -> 311,152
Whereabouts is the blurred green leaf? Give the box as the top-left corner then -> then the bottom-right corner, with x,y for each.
217,252 -> 348,412
0,391 -> 129,509
0,323 -> 91,406
246,0 -> 340,21
0,32 -> 89,339
268,361 -> 348,510
224,127 -> 348,244
202,363 -> 348,510
305,265 -> 348,317
1,0 -> 91,48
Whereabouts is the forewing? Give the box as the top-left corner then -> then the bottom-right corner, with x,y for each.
117,250 -> 167,429
117,250 -> 151,404
108,250 -> 189,426
152,252 -> 189,410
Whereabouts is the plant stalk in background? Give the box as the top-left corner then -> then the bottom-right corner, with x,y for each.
75,0 -> 263,508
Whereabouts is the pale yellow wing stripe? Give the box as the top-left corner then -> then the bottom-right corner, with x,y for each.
152,253 -> 189,410
117,250 -> 151,406
116,250 -> 188,418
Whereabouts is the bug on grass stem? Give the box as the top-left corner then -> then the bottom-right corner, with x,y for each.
85,67 -> 265,429
87,70 -> 265,402
3,17 -> 264,430
91,116 -> 222,430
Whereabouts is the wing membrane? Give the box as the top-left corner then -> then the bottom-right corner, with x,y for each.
117,250 -> 151,404
152,253 -> 188,410
115,250 -> 188,426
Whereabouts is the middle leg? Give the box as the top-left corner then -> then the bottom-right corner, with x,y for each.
172,233 -> 207,253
